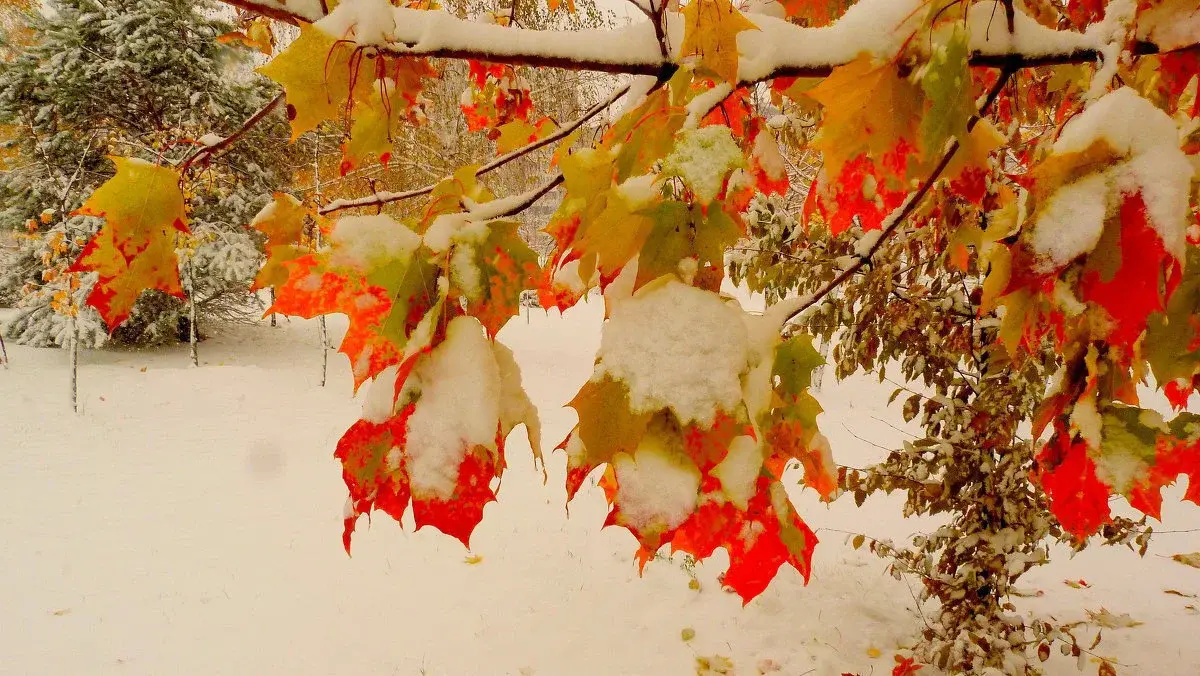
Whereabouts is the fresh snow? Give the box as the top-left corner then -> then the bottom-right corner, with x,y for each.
1029,173 -> 1109,271
711,435 -> 762,510
301,0 -> 1113,86
661,127 -> 746,203
399,315 -> 502,499
328,214 -> 422,271
596,279 -> 749,427
1032,88 -> 1194,265
2,296 -> 1199,675
613,428 -> 703,533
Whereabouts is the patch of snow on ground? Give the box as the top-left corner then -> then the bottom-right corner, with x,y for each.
1,303 -> 1198,675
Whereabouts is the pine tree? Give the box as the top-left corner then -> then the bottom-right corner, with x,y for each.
0,0 -> 290,347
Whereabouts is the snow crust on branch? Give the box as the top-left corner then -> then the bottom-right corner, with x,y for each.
298,0 -> 1113,84
596,279 -> 749,427
1031,88 -> 1194,267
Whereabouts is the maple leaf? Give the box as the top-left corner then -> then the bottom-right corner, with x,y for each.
892,655 -> 923,676
1065,0 -> 1106,27
634,200 -> 738,290
669,477 -> 818,603
67,157 -> 189,330
340,315 -> 540,550
495,116 -> 556,155
779,0 -> 854,26
439,218 -> 540,336
918,24 -> 971,160
249,193 -> 314,291
679,0 -> 759,84
807,54 -> 924,179
257,23 -> 372,140
604,80 -> 688,182
561,376 -> 652,499
1079,193 -> 1180,348
270,214 -> 441,389
1145,241 -> 1200,386
944,119 -> 1005,205
216,16 -> 275,55
1034,428 -> 1112,539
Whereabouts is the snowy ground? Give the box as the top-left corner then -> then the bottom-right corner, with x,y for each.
2,301 -> 1198,676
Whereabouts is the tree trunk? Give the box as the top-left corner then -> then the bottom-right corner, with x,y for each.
187,259 -> 198,367
314,133 -> 328,387
69,314 -> 78,413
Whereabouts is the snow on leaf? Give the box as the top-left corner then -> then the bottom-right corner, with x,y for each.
341,316 -> 536,550
1086,608 -> 1144,629
661,126 -> 747,204
67,157 -> 189,330
679,0 -> 759,84
441,219 -> 539,336
779,0 -> 854,26
596,278 -> 749,427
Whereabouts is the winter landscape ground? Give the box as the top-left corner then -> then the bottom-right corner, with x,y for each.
2,298 -> 1198,676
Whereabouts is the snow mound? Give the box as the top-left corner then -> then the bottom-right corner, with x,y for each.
596,279 -> 749,427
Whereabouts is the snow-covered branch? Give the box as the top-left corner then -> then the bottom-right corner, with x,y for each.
178,94 -> 284,175
219,0 -> 1189,82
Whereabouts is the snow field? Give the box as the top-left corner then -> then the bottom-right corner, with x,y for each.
1,302 -> 1198,675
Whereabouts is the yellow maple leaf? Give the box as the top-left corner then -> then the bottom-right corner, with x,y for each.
680,0 -> 759,84
69,217 -> 187,330
258,23 -> 371,140
806,54 -> 923,178
250,193 -> 308,247
73,157 -> 187,264
495,117 -> 556,155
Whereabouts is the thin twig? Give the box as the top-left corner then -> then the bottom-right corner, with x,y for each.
320,82 -> 629,215
178,93 -> 284,176
779,65 -> 1017,329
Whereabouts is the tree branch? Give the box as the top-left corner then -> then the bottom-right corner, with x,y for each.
178,93 -> 284,176
319,82 -> 629,215
770,65 -> 1018,332
218,0 -> 1182,81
